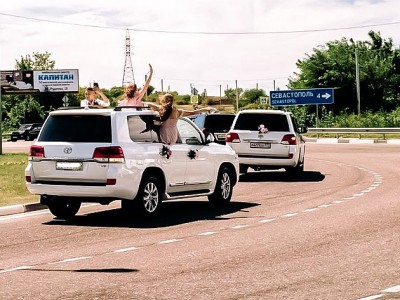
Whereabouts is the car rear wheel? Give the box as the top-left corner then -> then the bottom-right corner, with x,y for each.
133,175 -> 162,217
285,158 -> 304,178
239,165 -> 248,175
208,166 -> 233,205
25,134 -> 31,141
47,197 -> 81,219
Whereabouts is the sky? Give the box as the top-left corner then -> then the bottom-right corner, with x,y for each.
0,0 -> 399,96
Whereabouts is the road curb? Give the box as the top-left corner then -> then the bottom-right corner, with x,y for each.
0,202 -> 46,217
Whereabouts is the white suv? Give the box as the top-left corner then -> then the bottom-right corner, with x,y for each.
25,107 -> 239,219
226,109 -> 306,176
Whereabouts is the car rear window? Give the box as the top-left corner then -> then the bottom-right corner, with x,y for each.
39,115 -> 112,142
234,113 -> 289,131
204,115 -> 235,131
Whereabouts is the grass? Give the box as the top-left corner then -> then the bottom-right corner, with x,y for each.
0,153 -> 39,207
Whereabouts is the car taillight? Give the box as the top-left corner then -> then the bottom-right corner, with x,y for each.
25,176 -> 31,182
93,146 -> 125,163
28,145 -> 45,161
281,134 -> 297,145
226,132 -> 240,143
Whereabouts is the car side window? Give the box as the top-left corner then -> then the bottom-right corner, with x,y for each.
177,118 -> 203,144
127,115 -> 160,143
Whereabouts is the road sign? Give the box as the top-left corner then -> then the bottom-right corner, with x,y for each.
269,88 -> 334,106
259,96 -> 268,104
190,94 -> 198,104
62,95 -> 69,107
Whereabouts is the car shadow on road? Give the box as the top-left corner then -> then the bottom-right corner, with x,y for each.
43,200 -> 259,228
239,170 -> 325,183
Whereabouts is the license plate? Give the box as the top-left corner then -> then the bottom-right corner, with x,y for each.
216,134 -> 226,140
250,142 -> 271,149
56,162 -> 83,171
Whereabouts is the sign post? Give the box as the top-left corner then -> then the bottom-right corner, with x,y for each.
269,88 -> 334,106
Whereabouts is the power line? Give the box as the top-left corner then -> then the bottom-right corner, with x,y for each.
0,12 -> 399,35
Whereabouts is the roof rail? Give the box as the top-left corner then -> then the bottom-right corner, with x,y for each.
114,106 -> 151,111
57,106 -> 86,110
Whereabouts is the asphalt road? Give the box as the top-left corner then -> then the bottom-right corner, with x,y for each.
1,143 -> 399,299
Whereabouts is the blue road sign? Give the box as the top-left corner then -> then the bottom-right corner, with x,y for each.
270,88 -> 334,106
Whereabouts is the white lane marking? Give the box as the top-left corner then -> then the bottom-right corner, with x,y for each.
197,231 -> 217,236
0,265 -> 32,274
259,218 -> 276,223
382,285 -> 400,293
230,225 -> 249,229
159,239 -> 182,244
302,208 -> 318,213
318,204 -> 332,208
50,256 -> 92,264
358,295 -> 383,300
282,213 -> 298,218
332,200 -> 344,204
354,193 -> 365,197
343,197 -> 355,200
113,246 -> 139,253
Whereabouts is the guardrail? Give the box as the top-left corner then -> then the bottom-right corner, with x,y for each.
307,127 -> 400,139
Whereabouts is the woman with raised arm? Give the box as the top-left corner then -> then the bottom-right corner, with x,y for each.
118,64 -> 153,107
146,93 -> 216,145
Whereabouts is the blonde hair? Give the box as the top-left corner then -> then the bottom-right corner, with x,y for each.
159,93 -> 175,121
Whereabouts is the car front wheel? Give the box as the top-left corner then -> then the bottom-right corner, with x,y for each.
208,166 -> 233,205
47,197 -> 81,219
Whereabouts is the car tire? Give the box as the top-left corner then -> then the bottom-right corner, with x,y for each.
208,166 -> 233,205
134,175 -> 162,217
11,138 -> 17,142
239,165 -> 248,175
47,197 -> 81,219
285,158 -> 304,178
25,134 -> 31,141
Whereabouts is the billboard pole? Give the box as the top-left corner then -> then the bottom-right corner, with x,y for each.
0,90 -> 2,155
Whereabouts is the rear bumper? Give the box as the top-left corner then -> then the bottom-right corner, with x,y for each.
26,182 -> 136,200
238,155 -> 298,168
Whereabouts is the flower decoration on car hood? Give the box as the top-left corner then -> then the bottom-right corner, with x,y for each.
187,149 -> 199,160
159,145 -> 172,159
258,124 -> 268,134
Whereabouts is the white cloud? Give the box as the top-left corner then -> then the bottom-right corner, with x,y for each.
0,0 -> 398,95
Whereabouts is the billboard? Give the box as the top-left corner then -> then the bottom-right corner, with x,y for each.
1,69 -> 79,94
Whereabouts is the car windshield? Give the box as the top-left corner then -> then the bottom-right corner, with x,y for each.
234,113 -> 289,131
204,115 -> 235,131
39,115 -> 111,142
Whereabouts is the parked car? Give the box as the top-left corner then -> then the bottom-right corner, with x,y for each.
25,107 -> 239,219
226,109 -> 307,176
11,123 -> 42,141
188,113 -> 236,145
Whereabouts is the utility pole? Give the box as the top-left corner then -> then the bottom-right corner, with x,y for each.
355,47 -> 361,115
256,83 -> 258,90
219,84 -> 222,106
235,80 -> 239,111
161,79 -> 164,92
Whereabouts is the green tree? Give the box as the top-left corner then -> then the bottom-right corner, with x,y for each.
15,52 -> 55,71
242,88 -> 266,104
289,31 -> 400,113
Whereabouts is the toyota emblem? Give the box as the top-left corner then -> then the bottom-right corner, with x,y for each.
63,146 -> 72,154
